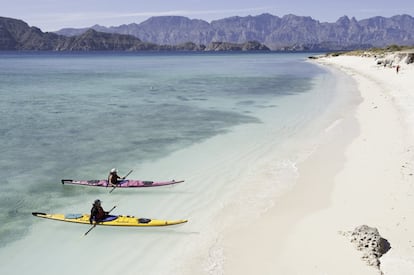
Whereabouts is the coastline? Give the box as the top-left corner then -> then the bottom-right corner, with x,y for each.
1,53 -> 413,275
215,55 -> 414,274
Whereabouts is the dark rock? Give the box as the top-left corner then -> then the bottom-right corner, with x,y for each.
406,53 -> 414,64
348,225 -> 391,270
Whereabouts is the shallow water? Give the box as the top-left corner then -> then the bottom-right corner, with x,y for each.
0,52 -> 355,274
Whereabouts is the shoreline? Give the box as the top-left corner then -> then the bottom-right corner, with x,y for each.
218,55 -> 414,274
1,53 -> 413,275
176,60 -> 362,275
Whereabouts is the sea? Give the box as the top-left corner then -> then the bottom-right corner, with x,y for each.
0,52 -> 358,275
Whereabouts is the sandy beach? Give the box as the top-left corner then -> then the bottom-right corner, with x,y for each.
1,52 -> 413,275
214,54 -> 414,274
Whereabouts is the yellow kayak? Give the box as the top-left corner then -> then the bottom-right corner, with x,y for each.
32,212 -> 188,227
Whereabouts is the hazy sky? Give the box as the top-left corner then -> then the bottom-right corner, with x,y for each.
1,0 -> 413,31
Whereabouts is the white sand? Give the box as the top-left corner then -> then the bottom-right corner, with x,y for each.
2,54 -> 413,275
213,55 -> 414,274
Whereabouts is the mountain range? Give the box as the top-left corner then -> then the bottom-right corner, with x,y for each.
1,13 -> 414,51
0,16 -> 269,51
55,13 -> 414,51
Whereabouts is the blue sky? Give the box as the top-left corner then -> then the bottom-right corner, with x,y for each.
1,0 -> 413,31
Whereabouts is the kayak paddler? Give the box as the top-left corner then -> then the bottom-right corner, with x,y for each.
108,168 -> 125,186
89,199 -> 109,224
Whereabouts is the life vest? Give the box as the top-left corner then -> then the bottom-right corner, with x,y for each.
91,205 -> 105,221
108,172 -> 119,185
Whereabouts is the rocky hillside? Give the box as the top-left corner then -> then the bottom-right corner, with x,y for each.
0,17 -> 61,50
0,17 -> 148,51
0,17 -> 269,51
56,14 -> 414,50
54,29 -> 157,51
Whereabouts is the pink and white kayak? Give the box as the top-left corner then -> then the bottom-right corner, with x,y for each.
61,179 -> 184,188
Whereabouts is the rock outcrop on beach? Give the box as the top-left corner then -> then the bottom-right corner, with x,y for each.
384,51 -> 414,65
375,52 -> 414,67
55,14 -> 414,51
344,225 -> 391,272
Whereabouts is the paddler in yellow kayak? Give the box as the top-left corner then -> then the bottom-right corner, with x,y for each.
89,199 -> 109,224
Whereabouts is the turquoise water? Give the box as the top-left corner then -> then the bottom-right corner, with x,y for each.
0,52 -> 321,246
0,52 -> 356,275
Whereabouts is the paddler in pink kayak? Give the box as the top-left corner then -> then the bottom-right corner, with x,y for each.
108,168 -> 125,186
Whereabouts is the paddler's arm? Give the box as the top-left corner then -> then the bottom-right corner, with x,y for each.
90,207 -> 97,224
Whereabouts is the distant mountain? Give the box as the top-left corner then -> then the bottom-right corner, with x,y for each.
56,13 -> 414,50
0,17 -> 269,51
2,13 -> 414,51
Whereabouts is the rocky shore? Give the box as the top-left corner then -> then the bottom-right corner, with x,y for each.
319,46 -> 414,65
